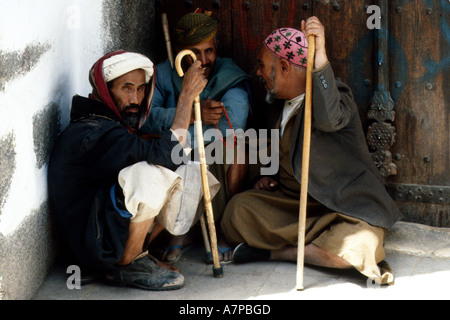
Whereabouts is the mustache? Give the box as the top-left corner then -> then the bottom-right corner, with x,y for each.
123,104 -> 141,112
202,63 -> 212,70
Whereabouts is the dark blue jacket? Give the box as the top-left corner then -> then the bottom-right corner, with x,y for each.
48,95 -> 179,270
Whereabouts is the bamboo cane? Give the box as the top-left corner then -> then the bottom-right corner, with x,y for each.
199,215 -> 213,263
296,34 -> 315,291
161,13 -> 174,68
175,50 -> 223,278
160,13 -> 214,268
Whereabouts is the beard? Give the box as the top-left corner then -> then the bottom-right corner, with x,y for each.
265,89 -> 276,104
203,63 -> 213,79
121,104 -> 141,129
259,72 -> 277,105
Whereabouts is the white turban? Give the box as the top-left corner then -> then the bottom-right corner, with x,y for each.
102,52 -> 154,83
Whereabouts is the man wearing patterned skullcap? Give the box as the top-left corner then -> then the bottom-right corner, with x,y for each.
222,17 -> 402,286
264,27 -> 309,68
48,50 -> 209,291
141,10 -> 251,265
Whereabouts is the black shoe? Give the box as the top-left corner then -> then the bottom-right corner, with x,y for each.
104,252 -> 184,291
232,243 -> 271,264
80,270 -> 99,285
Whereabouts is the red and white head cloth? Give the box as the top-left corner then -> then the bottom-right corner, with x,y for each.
264,28 -> 308,68
88,50 -> 156,132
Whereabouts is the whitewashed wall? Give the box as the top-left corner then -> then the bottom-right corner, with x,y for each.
0,0 -> 104,238
0,0 -> 155,300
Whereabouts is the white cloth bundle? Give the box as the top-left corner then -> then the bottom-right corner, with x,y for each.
118,161 -> 220,235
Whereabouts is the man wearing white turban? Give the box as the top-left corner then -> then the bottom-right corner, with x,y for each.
48,50 -> 208,291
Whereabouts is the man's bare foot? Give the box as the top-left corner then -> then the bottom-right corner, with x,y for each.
151,255 -> 180,272
161,234 -> 192,264
217,237 -> 233,264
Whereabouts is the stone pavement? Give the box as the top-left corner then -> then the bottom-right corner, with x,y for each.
33,221 -> 450,301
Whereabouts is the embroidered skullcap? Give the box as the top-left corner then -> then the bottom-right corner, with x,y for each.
175,10 -> 218,46
102,52 -> 154,83
264,28 -> 308,68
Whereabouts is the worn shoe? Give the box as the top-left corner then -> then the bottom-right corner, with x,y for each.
232,243 -> 271,264
104,252 -> 184,291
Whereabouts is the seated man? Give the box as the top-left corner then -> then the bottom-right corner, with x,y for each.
142,9 -> 250,147
221,17 -> 402,285
48,50 -> 207,290
141,10 -> 251,264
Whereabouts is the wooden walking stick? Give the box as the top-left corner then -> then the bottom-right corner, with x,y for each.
296,34 -> 315,291
200,215 -> 213,263
175,49 -> 223,278
161,13 -> 174,68
160,12 -> 214,267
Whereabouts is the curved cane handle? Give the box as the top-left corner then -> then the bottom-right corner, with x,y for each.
175,49 -> 197,77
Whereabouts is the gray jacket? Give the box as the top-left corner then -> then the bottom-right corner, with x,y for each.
287,63 -> 401,228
